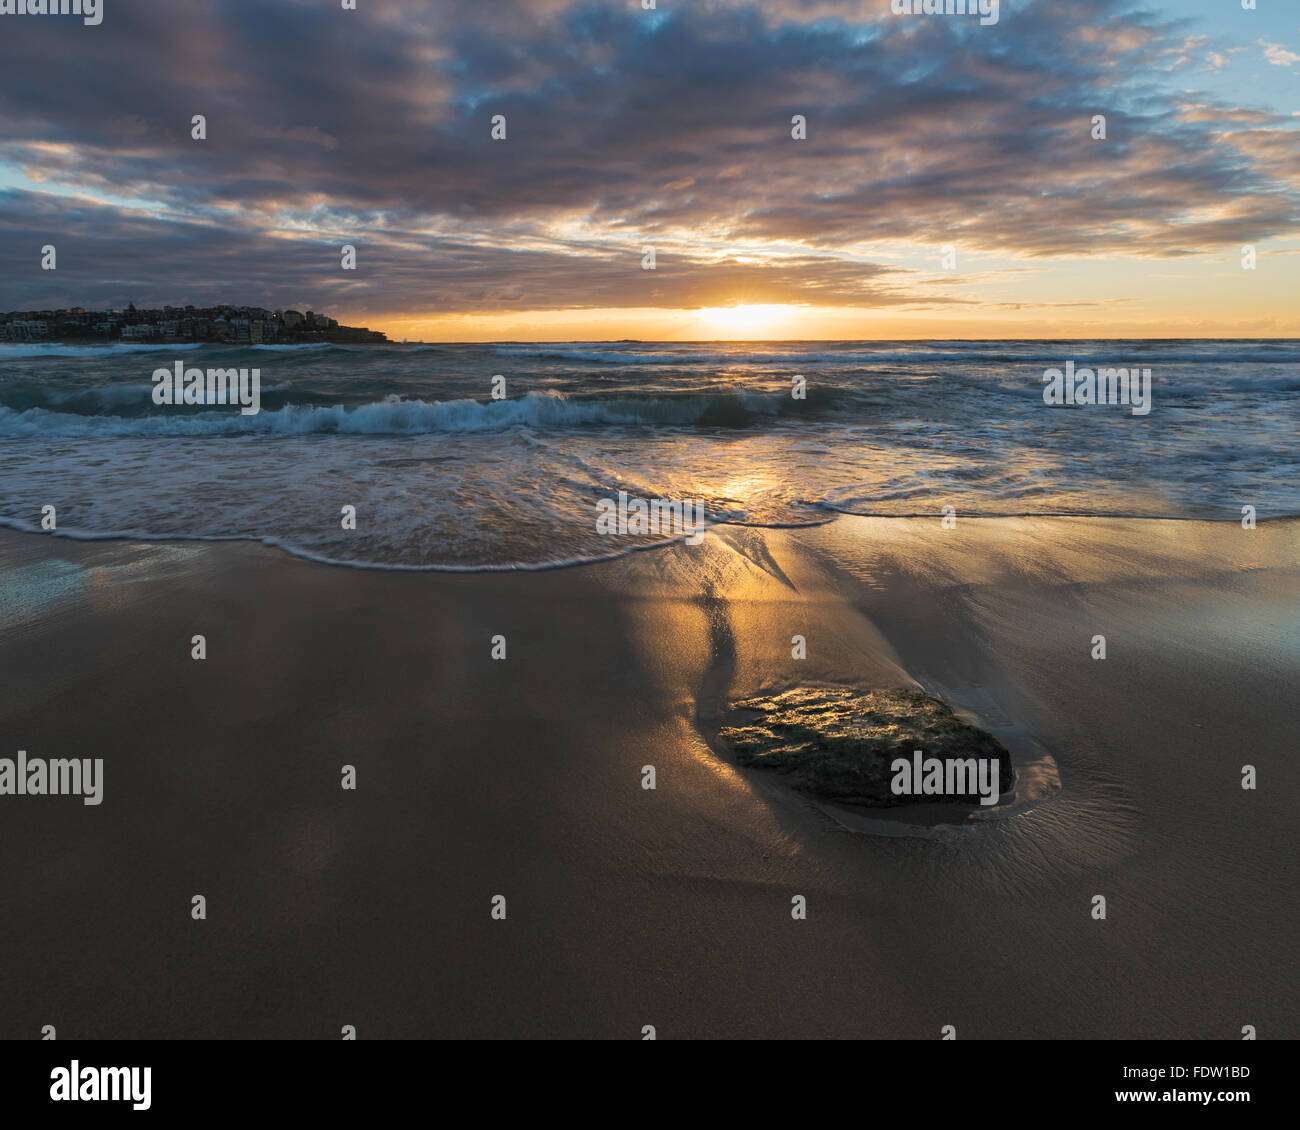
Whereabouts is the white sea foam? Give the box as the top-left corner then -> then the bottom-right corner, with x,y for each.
0,343 -> 201,359
0,389 -> 785,437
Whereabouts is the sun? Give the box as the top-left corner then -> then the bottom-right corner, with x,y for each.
695,304 -> 799,339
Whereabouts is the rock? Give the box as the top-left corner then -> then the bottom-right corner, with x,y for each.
717,687 -> 1013,808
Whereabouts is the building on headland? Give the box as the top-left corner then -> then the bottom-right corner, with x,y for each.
0,304 -> 387,344
5,319 -> 49,341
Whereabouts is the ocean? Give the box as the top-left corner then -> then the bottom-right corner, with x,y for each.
1,338 -> 1297,570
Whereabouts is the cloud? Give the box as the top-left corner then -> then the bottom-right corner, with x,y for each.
1261,40 -> 1300,67
0,187 -> 932,314
0,0 -> 1297,314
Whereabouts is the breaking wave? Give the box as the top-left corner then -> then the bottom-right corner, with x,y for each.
0,389 -> 798,437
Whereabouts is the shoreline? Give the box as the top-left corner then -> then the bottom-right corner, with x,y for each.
1,511 -> 1294,576
0,517 -> 1296,1037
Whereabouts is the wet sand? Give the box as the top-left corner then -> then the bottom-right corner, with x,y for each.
0,517 -> 1296,1039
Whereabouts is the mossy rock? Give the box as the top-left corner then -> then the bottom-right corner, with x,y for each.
717,687 -> 1012,808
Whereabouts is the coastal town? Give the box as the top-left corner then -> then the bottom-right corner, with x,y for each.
0,304 -> 389,345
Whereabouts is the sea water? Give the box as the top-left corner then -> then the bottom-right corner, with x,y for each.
1,338 -> 1296,570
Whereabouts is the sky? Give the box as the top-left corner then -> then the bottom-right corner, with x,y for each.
0,0 -> 1297,341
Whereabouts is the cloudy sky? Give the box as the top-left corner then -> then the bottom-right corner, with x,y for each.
1,0 -> 1297,340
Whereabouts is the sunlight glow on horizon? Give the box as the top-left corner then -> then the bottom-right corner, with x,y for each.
369,291 -> 1300,343
692,305 -> 804,338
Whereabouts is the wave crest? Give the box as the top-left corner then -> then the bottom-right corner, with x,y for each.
0,389 -> 797,437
